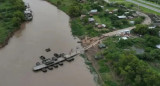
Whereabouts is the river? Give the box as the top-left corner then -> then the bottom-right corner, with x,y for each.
0,0 -> 96,86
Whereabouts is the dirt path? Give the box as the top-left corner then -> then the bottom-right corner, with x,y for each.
83,11 -> 151,50
102,11 -> 151,37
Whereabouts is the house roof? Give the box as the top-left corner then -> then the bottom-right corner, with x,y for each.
125,12 -> 130,14
88,18 -> 95,21
102,24 -> 106,27
148,26 -> 156,29
113,9 -> 118,12
95,23 -> 99,25
105,9 -> 109,12
98,43 -> 106,48
90,9 -> 98,13
109,11 -> 113,14
129,21 -> 135,24
118,16 -> 127,19
121,37 -> 128,40
100,5 -> 104,8
80,15 -> 86,19
98,24 -> 103,28
156,44 -> 160,49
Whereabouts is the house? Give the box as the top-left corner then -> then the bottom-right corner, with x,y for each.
100,5 -> 104,9
94,54 -> 103,60
156,44 -> 160,49
118,15 -> 127,19
88,18 -> 95,22
98,43 -> 106,49
148,26 -> 156,29
129,21 -> 135,25
89,14 -> 93,17
128,9 -> 136,13
90,9 -> 98,14
113,9 -> 118,12
124,30 -> 130,34
114,14 -> 118,16
148,14 -> 160,27
119,37 -> 128,40
102,24 -> 106,28
109,11 -> 113,14
97,24 -> 103,29
95,23 -> 99,26
132,13 -> 138,17
128,16 -> 134,19
96,24 -> 106,28
80,15 -> 86,19
105,9 -> 109,12
125,12 -> 130,15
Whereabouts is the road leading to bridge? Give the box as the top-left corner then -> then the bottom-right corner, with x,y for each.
84,11 -> 151,50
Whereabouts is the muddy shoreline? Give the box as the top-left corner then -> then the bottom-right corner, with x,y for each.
0,22 -> 26,49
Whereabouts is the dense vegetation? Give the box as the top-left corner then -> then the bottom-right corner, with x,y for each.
0,0 -> 25,44
97,25 -> 160,86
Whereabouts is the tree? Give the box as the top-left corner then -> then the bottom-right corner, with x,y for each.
11,17 -> 21,27
144,35 -> 160,47
13,11 -> 24,21
122,19 -> 129,25
57,1 -> 62,6
135,17 -> 144,24
82,16 -> 89,24
118,39 -> 133,48
115,54 -> 160,86
112,20 -> 123,27
0,0 -> 4,2
68,5 -> 81,17
91,4 -> 102,11
133,24 -> 148,35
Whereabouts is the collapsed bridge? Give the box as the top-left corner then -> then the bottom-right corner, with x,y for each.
33,51 -> 81,72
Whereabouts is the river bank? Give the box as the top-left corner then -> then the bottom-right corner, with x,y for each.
0,24 -> 24,48
0,0 -> 25,48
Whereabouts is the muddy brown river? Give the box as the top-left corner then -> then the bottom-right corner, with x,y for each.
0,0 -> 96,86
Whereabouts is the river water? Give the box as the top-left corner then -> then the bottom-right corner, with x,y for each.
0,0 -> 96,86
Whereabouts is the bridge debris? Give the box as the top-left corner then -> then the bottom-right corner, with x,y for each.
33,51 -> 80,73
